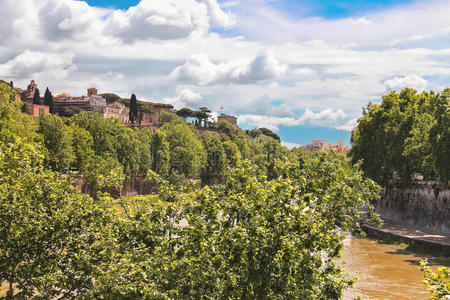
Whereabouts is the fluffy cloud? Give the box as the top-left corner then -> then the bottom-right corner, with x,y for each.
281,141 -> 303,149
164,88 -> 203,109
171,51 -> 288,85
235,96 -> 294,117
0,51 -> 75,81
39,0 -> 106,41
105,0 -> 235,42
384,74 -> 428,91
238,108 -> 346,131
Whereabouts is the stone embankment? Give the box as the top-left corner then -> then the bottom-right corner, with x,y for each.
361,219 -> 450,255
377,181 -> 449,233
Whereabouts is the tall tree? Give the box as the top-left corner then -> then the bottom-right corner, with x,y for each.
38,114 -> 74,171
176,107 -> 194,120
32,88 -> 41,105
129,93 -> 138,124
43,87 -> 54,113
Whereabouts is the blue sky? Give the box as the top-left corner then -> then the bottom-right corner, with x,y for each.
1,0 -> 449,147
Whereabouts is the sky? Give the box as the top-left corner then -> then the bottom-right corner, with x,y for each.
1,0 -> 449,147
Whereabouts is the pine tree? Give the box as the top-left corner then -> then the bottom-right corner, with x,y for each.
43,87 -> 54,114
32,88 -> 41,105
129,93 -> 138,124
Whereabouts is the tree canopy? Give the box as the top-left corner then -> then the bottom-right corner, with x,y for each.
350,88 -> 449,185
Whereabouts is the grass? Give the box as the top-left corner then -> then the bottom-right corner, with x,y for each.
112,194 -> 162,216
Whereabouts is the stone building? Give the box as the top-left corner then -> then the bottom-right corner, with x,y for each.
217,113 -> 238,126
53,88 -> 130,125
302,139 -> 351,154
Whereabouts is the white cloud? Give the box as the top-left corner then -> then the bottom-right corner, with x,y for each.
0,0 -> 449,137
39,0 -> 106,41
384,74 -> 428,91
350,16 -> 373,27
164,88 -> 203,109
0,51 -> 75,81
171,51 -> 288,85
281,141 -> 303,149
336,118 -> 358,131
238,108 -> 346,131
105,0 -> 234,42
199,0 -> 236,28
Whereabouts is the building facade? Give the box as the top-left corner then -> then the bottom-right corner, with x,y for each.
302,139 -> 351,154
217,113 -> 238,126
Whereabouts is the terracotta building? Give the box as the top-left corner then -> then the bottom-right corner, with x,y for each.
26,103 -> 49,116
19,80 -> 50,116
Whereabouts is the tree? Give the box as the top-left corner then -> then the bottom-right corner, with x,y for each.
223,140 -> 240,168
259,127 -> 281,142
430,90 -> 450,184
151,130 -> 170,176
38,113 -> 74,171
43,87 -> 54,113
194,107 -> 211,127
129,93 -> 138,124
0,126 -> 118,298
350,88 -> 447,184
202,131 -> 226,181
85,155 -> 380,299
420,260 -> 449,300
161,122 -> 205,177
176,107 -> 195,120
159,111 -> 184,126
32,88 -> 41,105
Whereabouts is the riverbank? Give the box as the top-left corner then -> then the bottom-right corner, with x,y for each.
361,219 -> 450,256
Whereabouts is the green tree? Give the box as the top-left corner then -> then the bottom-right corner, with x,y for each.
43,87 -> 54,113
159,111 -> 184,126
430,89 -> 450,184
420,260 -> 449,300
151,130 -> 170,176
176,107 -> 195,120
223,140 -> 240,168
0,132 -> 117,298
85,156 -> 380,299
32,88 -> 41,105
202,131 -> 226,180
129,93 -> 138,124
38,113 -> 74,171
68,123 -> 95,173
162,122 -> 205,177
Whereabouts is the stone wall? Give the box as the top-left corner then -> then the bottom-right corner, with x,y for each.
377,181 -> 450,233
73,175 -> 158,198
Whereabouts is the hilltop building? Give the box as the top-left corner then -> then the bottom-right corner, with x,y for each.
19,80 -> 49,116
302,139 -> 351,154
217,113 -> 237,126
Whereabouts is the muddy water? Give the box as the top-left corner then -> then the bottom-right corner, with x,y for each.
341,235 -> 450,300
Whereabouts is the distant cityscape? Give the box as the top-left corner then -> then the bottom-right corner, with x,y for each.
12,79 -> 347,151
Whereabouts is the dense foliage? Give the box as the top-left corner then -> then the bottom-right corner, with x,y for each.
0,93 -> 384,298
420,260 -> 450,300
350,88 -> 450,185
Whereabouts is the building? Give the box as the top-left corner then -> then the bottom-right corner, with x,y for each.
217,113 -> 237,126
19,80 -> 50,116
26,103 -> 49,116
302,139 -> 351,154
103,101 -> 130,124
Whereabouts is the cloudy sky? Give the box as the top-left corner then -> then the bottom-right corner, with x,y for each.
1,0 -> 449,147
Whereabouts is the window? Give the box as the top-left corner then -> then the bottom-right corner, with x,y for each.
39,108 -> 45,114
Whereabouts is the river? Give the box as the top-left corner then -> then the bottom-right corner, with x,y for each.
341,235 -> 450,299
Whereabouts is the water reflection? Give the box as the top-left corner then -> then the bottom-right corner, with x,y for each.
341,235 -> 450,300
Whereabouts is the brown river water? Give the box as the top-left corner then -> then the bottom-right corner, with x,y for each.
341,235 -> 450,300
